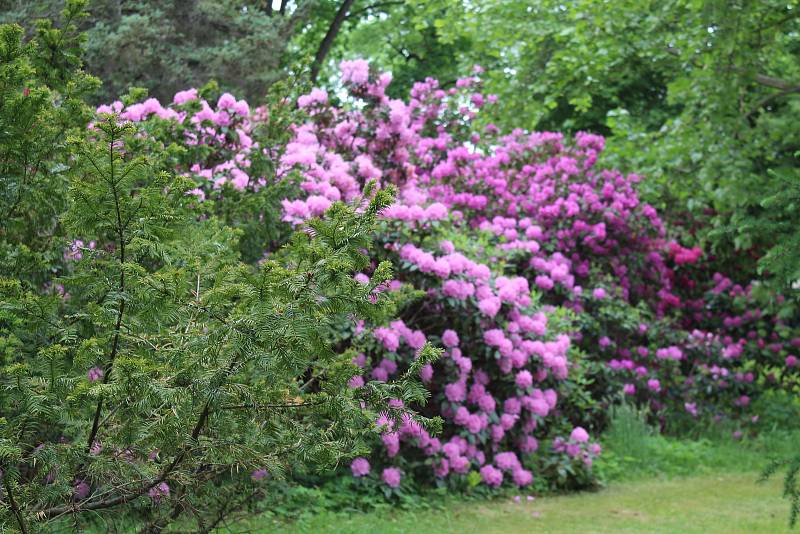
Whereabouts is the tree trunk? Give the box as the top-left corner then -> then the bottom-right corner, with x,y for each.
310,0 -> 356,83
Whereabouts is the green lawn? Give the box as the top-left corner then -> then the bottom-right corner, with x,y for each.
261,472 -> 789,534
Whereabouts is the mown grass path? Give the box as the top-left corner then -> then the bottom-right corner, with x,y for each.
275,472 -> 789,534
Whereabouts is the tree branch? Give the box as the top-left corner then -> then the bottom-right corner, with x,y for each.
221,399 -> 327,410
310,0 -> 356,83
85,130 -> 127,455
3,479 -> 29,534
664,46 -> 800,92
38,401 -> 211,520
751,73 -> 800,92
746,84 -> 800,119
346,0 -> 404,20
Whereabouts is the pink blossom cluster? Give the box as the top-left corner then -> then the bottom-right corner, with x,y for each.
101,59 -> 800,492
274,59 -> 799,488
273,61 -> 612,490
96,90 -> 269,197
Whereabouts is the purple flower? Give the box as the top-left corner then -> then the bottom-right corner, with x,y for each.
512,468 -> 533,487
251,468 -> 269,482
73,480 -> 90,500
350,457 -> 370,477
495,451 -> 520,471
148,482 -> 170,502
592,287 -> 607,299
479,464 -> 503,487
87,366 -> 104,382
570,426 -> 589,443
515,370 -> 533,389
348,375 -> 364,389
442,329 -> 460,348
381,467 -> 402,488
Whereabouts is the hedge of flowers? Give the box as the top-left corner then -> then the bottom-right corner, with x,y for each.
100,60 -> 799,494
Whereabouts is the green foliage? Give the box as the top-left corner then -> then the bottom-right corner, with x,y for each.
0,99 -> 438,534
0,0 -> 314,102
596,403 -> 800,490
118,74 -> 310,264
762,453 -> 800,527
0,0 -> 98,288
737,161 -> 800,288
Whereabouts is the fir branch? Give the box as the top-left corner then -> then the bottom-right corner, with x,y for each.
3,478 -> 29,534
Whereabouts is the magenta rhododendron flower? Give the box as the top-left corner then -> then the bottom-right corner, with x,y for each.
592,287 -> 607,299
348,375 -> 364,389
442,329 -> 460,348
512,468 -> 534,487
251,469 -> 268,482
570,427 -> 589,443
515,370 -> 533,389
73,480 -> 90,500
479,464 -> 503,487
148,482 -> 170,502
87,366 -> 104,382
351,457 -> 370,477
381,467 -> 402,488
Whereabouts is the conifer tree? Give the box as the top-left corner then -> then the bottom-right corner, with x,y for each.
0,6 -> 440,530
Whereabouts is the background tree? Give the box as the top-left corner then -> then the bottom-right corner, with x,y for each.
0,0 -> 313,102
297,0 -> 471,97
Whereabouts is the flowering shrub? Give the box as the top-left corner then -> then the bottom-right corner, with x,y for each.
270,60 -> 799,491
94,78 -> 305,264
3,5 -> 798,529
96,58 -> 800,499
275,63 -> 623,491
102,62 -> 615,492
12,30 -> 798,523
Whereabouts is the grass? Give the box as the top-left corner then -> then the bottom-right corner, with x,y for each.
594,404 -> 800,482
248,472 -> 789,534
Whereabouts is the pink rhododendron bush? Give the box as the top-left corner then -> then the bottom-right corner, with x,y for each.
101,61 -> 799,495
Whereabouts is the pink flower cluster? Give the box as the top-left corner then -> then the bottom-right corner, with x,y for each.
97,90 -> 270,197
275,61 -> 610,490
276,59 -> 799,487
103,58 -> 799,492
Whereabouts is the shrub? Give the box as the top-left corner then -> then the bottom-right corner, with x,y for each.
268,60 -> 799,492
0,0 -> 98,289
93,56 -> 800,501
